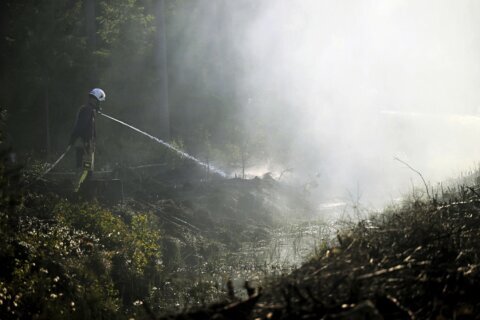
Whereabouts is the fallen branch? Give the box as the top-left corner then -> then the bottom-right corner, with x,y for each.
394,157 -> 431,199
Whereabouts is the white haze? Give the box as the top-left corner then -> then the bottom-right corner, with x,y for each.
227,0 -> 480,205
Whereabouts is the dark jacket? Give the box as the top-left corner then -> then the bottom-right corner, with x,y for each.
70,104 -> 96,145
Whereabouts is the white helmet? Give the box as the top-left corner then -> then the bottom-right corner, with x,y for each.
89,88 -> 106,101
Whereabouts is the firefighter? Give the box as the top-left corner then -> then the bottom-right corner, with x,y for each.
69,88 -> 105,190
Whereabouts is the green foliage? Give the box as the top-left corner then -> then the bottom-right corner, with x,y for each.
1,219 -> 120,319
97,0 -> 155,53
53,201 -> 162,296
0,128 -> 164,319
130,213 -> 161,275
55,201 -> 129,249
0,196 -> 164,318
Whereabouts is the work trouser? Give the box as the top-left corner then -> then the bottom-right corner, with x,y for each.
74,140 -> 95,192
76,139 -> 95,172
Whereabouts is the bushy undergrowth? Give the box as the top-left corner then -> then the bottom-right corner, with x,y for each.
0,146 -> 164,320
1,146 -> 318,319
0,194 -> 165,319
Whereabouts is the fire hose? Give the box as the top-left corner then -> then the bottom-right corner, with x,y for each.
33,110 -> 226,184
35,145 -> 72,182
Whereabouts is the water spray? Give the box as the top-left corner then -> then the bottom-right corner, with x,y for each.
98,112 -> 227,177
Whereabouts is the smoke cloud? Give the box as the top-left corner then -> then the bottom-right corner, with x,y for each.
234,0 -> 480,204
169,0 -> 480,206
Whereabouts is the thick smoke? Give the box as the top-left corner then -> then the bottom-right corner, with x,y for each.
234,0 -> 480,205
169,1 -> 480,206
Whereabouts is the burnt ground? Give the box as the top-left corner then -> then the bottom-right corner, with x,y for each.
35,164 -> 480,319
161,186 -> 480,320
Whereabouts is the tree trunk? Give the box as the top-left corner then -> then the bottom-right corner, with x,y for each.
154,0 -> 170,139
45,83 -> 50,159
85,0 -> 97,84
44,3 -> 54,159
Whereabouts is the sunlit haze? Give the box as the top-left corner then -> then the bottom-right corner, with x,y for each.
208,0 -> 480,205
